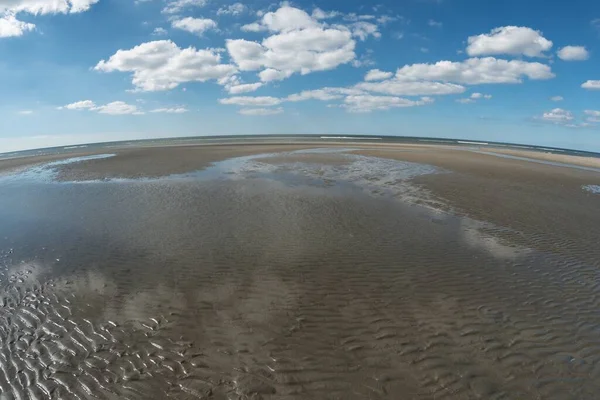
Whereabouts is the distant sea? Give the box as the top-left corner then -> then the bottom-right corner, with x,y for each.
2,134 -> 600,160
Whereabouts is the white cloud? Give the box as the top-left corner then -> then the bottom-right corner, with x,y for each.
584,110 -> 600,123
550,95 -> 563,101
219,96 -> 281,106
466,26 -> 552,58
172,17 -> 217,36
261,5 -> 319,32
356,80 -> 465,96
18,110 -> 33,115
94,101 -> 143,115
365,69 -> 393,81
395,57 -> 554,84
540,108 -> 573,123
61,100 -> 142,115
240,22 -> 266,32
0,15 -> 34,37
0,0 -> 99,14
162,0 -> 207,14
470,92 -> 491,99
257,68 -> 293,82
63,100 -> 96,110
286,89 -> 344,102
239,107 -> 283,116
152,27 -> 168,36
150,107 -> 189,113
343,95 -> 433,113
376,15 -> 398,25
217,3 -> 246,16
349,21 -> 380,41
584,110 -> 600,117
582,80 -> 600,90
227,5 -> 356,81
428,19 -> 442,28
557,46 -> 589,61
0,0 -> 98,37
226,82 -> 263,94
343,13 -> 376,22
95,40 -> 237,91
311,8 -> 340,20
457,92 -> 492,103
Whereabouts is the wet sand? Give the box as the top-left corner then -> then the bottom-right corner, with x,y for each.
1,143 -> 600,399
478,147 -> 600,169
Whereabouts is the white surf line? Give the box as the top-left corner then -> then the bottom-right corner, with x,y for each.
44,154 -> 116,167
458,140 -> 489,145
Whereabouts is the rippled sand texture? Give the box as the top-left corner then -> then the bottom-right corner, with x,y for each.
1,146 -> 600,399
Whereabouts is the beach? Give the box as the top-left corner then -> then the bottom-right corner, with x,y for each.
0,142 -> 599,399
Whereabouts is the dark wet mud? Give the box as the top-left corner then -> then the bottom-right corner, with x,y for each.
1,147 -> 599,399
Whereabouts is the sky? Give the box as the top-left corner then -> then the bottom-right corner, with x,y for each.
1,0 -> 600,152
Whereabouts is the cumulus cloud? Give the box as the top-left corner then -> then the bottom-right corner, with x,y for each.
94,40 -> 237,91
349,21 -> 380,41
257,68 -> 293,82
94,101 -> 143,115
239,107 -> 283,116
18,110 -> 33,115
226,82 -> 263,94
63,100 -> 96,110
557,46 -> 589,61
217,3 -> 246,16
466,26 -> 552,58
149,107 -> 188,113
240,22 -> 265,32
365,69 -> 393,81
260,5 -> 319,32
582,80 -> 600,90
0,0 -> 99,14
343,95 -> 434,113
171,17 -> 217,36
550,95 -> 563,101
428,19 -> 442,28
0,15 -> 34,37
227,5 -> 356,82
287,89 -> 345,102
471,92 -> 492,99
356,80 -> 465,96
540,108 -> 573,123
584,110 -> 600,117
0,0 -> 98,38
457,92 -> 492,103
311,8 -> 340,20
395,57 -> 554,84
162,0 -> 207,14
61,100 -> 143,115
219,96 -> 281,106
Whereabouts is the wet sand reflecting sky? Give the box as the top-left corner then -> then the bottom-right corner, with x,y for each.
0,146 -> 599,399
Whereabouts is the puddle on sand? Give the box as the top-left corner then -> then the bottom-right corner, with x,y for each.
583,184 -> 600,194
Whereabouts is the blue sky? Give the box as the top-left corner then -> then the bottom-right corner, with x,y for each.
1,0 -> 600,152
